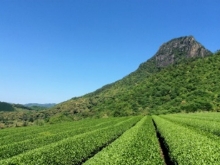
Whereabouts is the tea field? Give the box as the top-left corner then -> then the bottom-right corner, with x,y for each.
0,112 -> 220,164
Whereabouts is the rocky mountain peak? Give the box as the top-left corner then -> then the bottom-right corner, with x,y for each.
154,36 -> 212,67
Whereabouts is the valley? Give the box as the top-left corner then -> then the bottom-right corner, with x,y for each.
1,1 -> 220,164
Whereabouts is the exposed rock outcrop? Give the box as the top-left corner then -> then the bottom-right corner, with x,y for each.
154,36 -> 212,67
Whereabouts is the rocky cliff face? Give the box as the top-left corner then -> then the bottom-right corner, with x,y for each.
154,36 -> 212,67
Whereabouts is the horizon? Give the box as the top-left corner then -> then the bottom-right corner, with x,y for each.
1,0 -> 220,104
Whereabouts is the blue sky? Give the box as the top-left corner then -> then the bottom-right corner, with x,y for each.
0,0 -> 219,104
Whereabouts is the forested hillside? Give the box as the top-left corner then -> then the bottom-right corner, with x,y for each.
51,51 -> 220,117
0,102 -> 15,112
49,36 -> 214,116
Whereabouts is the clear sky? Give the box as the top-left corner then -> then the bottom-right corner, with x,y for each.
0,0 -> 219,104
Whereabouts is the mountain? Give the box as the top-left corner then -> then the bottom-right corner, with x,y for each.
90,36 -> 212,91
1,35 -> 218,128
48,36 -> 213,117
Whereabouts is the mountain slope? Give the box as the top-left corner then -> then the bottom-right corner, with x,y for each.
49,36 -> 213,117
88,36 -> 212,96
52,53 -> 220,117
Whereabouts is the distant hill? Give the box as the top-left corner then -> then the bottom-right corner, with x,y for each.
0,102 -> 32,111
24,103 -> 56,108
23,103 -> 56,111
0,102 -> 15,112
0,102 -> 55,112
13,104 -> 32,110
0,102 -> 32,112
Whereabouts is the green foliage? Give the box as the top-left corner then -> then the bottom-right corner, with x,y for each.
33,119 -> 45,126
84,116 -> 164,165
1,113 -> 220,164
0,117 -> 135,160
153,114 -> 220,164
161,113 -> 220,136
0,117 -> 140,164
48,113 -> 73,124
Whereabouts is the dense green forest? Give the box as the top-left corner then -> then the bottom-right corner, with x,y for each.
0,102 -> 15,112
